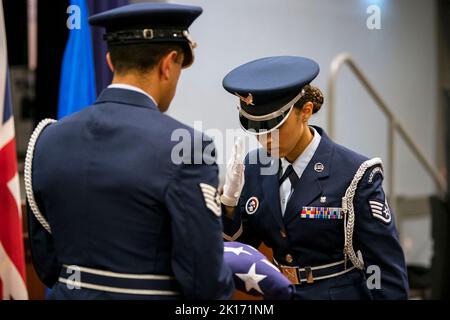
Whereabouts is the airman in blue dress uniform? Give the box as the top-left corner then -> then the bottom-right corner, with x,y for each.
220,56 -> 409,299
25,3 -> 234,300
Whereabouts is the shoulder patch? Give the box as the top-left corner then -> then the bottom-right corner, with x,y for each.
368,166 -> 384,184
369,199 -> 391,224
245,196 -> 259,215
199,183 -> 222,217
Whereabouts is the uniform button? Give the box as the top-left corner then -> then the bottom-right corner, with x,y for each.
280,230 -> 287,238
285,254 -> 293,263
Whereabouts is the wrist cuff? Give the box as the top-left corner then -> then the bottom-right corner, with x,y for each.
220,194 -> 239,207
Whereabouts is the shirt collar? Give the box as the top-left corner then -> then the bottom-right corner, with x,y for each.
108,84 -> 158,106
281,126 -> 322,179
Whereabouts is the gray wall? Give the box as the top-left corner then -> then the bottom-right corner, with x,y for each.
167,0 -> 439,199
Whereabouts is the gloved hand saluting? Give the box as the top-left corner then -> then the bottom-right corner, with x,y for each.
220,137 -> 245,207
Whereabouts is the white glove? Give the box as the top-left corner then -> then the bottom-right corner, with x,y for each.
221,138 -> 245,207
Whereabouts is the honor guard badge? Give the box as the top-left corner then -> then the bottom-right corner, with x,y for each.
300,207 -> 344,219
369,199 -> 392,224
199,183 -> 221,217
245,197 -> 259,215
314,162 -> 324,173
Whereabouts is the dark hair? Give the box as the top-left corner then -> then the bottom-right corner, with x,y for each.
294,84 -> 324,114
108,42 -> 186,74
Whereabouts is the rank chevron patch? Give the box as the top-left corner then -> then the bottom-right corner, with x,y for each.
369,199 -> 392,224
199,183 -> 222,217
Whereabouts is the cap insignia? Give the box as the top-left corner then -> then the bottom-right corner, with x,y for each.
235,92 -> 255,106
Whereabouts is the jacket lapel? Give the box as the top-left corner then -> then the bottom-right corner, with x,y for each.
283,127 -> 334,224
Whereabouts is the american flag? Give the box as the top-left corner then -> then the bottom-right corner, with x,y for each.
224,242 -> 294,299
0,0 -> 28,300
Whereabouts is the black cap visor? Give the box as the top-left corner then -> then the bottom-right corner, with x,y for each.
239,106 -> 293,135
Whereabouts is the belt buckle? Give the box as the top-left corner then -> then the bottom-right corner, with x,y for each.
281,266 -> 301,285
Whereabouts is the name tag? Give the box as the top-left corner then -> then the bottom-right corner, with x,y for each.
300,207 -> 344,220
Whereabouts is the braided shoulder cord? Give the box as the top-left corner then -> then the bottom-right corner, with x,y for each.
342,157 -> 383,270
24,118 -> 57,234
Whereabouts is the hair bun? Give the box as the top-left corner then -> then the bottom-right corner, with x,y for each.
303,85 -> 324,113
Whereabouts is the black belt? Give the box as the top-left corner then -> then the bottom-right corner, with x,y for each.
58,265 -> 180,296
273,259 -> 356,285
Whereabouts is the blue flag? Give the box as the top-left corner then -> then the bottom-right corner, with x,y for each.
57,0 -> 96,119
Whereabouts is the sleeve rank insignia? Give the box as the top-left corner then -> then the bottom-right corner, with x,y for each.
369,199 -> 392,224
199,183 -> 222,217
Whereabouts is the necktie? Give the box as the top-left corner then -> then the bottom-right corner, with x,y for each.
279,165 -> 299,187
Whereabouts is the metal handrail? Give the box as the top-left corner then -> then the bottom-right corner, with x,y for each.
327,53 -> 447,201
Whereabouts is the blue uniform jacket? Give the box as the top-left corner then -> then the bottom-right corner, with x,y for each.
223,126 -> 409,299
27,88 -> 234,299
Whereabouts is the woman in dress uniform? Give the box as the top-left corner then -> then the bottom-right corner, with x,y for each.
220,56 -> 409,300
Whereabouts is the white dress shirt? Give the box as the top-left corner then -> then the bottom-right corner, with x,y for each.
279,126 -> 322,215
108,83 -> 158,106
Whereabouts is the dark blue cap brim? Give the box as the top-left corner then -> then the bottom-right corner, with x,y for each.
89,3 -> 203,30
223,56 -> 319,95
223,56 -> 319,117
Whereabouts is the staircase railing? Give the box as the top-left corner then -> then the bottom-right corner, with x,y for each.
327,53 -> 447,213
